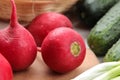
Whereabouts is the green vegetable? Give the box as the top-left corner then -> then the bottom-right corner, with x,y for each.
104,39 -> 120,62
72,62 -> 120,80
93,65 -> 120,80
111,76 -> 120,80
87,1 -> 120,56
78,0 -> 120,26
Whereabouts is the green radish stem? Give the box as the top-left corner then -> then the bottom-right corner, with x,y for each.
72,62 -> 120,80
10,0 -> 18,27
93,65 -> 120,80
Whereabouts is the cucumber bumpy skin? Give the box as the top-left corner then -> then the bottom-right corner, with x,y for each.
87,1 -> 120,56
104,39 -> 120,62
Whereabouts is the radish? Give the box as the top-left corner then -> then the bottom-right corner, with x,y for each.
41,27 -> 86,73
0,0 -> 37,71
27,12 -> 73,46
0,53 -> 13,80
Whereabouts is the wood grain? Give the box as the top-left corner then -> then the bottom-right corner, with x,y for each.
14,48 -> 99,80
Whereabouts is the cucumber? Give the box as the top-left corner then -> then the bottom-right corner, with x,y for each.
104,39 -> 120,62
78,0 -> 120,26
87,1 -> 120,56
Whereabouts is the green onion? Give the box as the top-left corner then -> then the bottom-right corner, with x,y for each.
93,65 -> 120,80
72,62 -> 120,80
111,76 -> 120,80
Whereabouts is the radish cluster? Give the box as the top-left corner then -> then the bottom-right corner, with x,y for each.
27,12 -> 86,73
0,1 -> 86,80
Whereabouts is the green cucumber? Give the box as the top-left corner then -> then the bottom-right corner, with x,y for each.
104,39 -> 120,62
78,0 -> 120,26
87,1 -> 120,56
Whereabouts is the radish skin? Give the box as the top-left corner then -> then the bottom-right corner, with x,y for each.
41,27 -> 86,73
27,12 -> 73,46
0,53 -> 13,80
10,0 -> 17,27
0,0 -> 37,71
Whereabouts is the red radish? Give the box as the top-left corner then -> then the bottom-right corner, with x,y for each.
41,27 -> 86,73
27,12 -> 73,46
0,0 -> 37,71
0,53 -> 13,80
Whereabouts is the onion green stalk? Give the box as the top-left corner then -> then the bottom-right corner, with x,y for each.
93,65 -> 120,80
111,76 -> 120,80
72,62 -> 120,80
